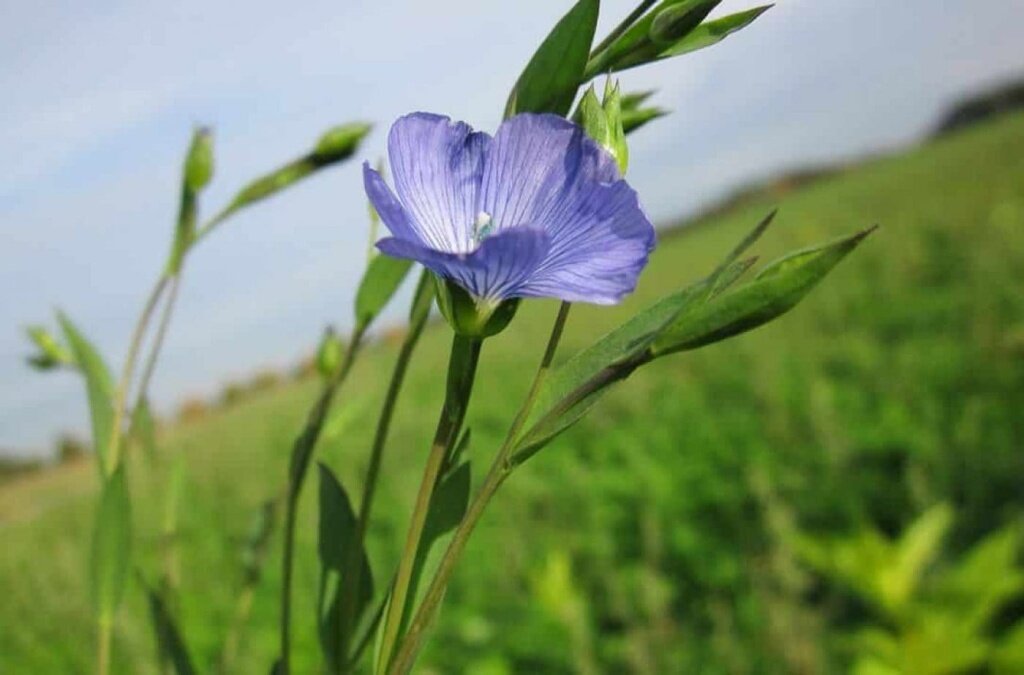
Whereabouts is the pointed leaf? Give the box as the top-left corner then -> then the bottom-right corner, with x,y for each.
317,463 -> 373,671
90,466 -> 131,621
622,106 -> 669,134
505,0 -> 600,117
355,255 -> 414,331
659,5 -> 772,59
512,284 -> 709,463
58,311 -> 114,474
144,581 -> 197,675
651,226 -> 877,356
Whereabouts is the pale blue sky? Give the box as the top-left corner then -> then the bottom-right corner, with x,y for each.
2,0 -> 1022,455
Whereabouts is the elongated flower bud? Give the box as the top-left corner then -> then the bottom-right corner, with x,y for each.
184,127 -> 215,191
25,325 -> 74,370
578,80 -> 629,174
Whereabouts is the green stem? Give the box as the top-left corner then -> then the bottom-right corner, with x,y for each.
339,273 -> 432,668
97,615 -> 112,675
377,333 -> 483,673
106,274 -> 169,474
132,274 -> 182,414
279,327 -> 366,675
389,303 -> 573,675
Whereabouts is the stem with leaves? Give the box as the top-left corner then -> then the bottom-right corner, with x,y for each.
278,326 -> 366,674
376,333 -> 483,673
388,302 -> 573,674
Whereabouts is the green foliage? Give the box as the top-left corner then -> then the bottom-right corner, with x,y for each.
90,467 -> 131,622
129,397 -> 157,463
317,463 -> 373,671
143,580 -> 197,675
57,311 -> 115,475
4,114 -> 1024,674
504,0 -> 599,117
796,508 -> 1024,675
593,3 -> 771,75
355,256 -> 414,332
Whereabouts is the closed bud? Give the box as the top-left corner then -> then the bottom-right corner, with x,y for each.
184,127 -> 214,192
579,81 -> 629,174
313,122 -> 373,163
433,276 -> 519,339
316,326 -> 343,378
649,0 -> 720,46
25,325 -> 74,370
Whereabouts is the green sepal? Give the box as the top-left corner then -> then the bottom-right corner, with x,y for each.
433,275 -> 519,338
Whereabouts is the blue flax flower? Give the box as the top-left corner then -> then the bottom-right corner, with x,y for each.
364,112 -> 655,307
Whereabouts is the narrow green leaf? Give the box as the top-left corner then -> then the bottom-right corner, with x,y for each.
620,89 -> 657,110
57,311 -> 114,474
24,324 -> 74,370
215,122 -> 372,224
657,5 -> 771,59
708,208 -> 776,281
622,106 -> 669,134
130,396 -> 157,462
90,466 -> 131,621
143,581 -> 197,675
505,0 -> 600,117
355,255 -> 414,331
598,3 -> 771,73
317,463 -> 373,671
651,225 -> 877,356
513,282 -> 710,462
586,0 -> 711,75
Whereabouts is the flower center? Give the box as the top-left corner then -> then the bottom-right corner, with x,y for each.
472,211 -> 495,245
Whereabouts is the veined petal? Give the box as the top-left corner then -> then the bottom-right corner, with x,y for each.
363,162 -> 421,243
479,113 -> 619,235
480,113 -> 655,304
519,180 -> 656,304
388,112 -> 491,253
377,227 -> 550,301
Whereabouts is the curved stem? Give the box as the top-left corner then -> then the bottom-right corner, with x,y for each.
106,274 -> 169,474
377,333 -> 482,673
389,302 -> 573,675
278,327 -> 366,674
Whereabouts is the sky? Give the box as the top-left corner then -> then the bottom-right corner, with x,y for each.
2,0 -> 1023,456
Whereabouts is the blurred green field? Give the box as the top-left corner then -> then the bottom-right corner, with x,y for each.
2,113 -> 1024,674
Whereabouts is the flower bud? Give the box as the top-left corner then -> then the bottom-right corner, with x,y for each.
316,326 -> 343,377
313,122 -> 373,163
433,276 -> 519,338
578,81 -> 629,174
184,127 -> 214,192
25,325 -> 74,370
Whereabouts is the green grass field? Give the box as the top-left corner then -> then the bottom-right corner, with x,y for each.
3,113 -> 1023,674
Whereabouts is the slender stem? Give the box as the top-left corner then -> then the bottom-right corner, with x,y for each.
339,275 -> 432,667
279,327 -> 366,675
106,274 -> 169,474
590,0 -> 658,58
389,303 -> 573,675
97,615 -> 112,675
377,334 -> 482,673
133,274 -> 182,412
